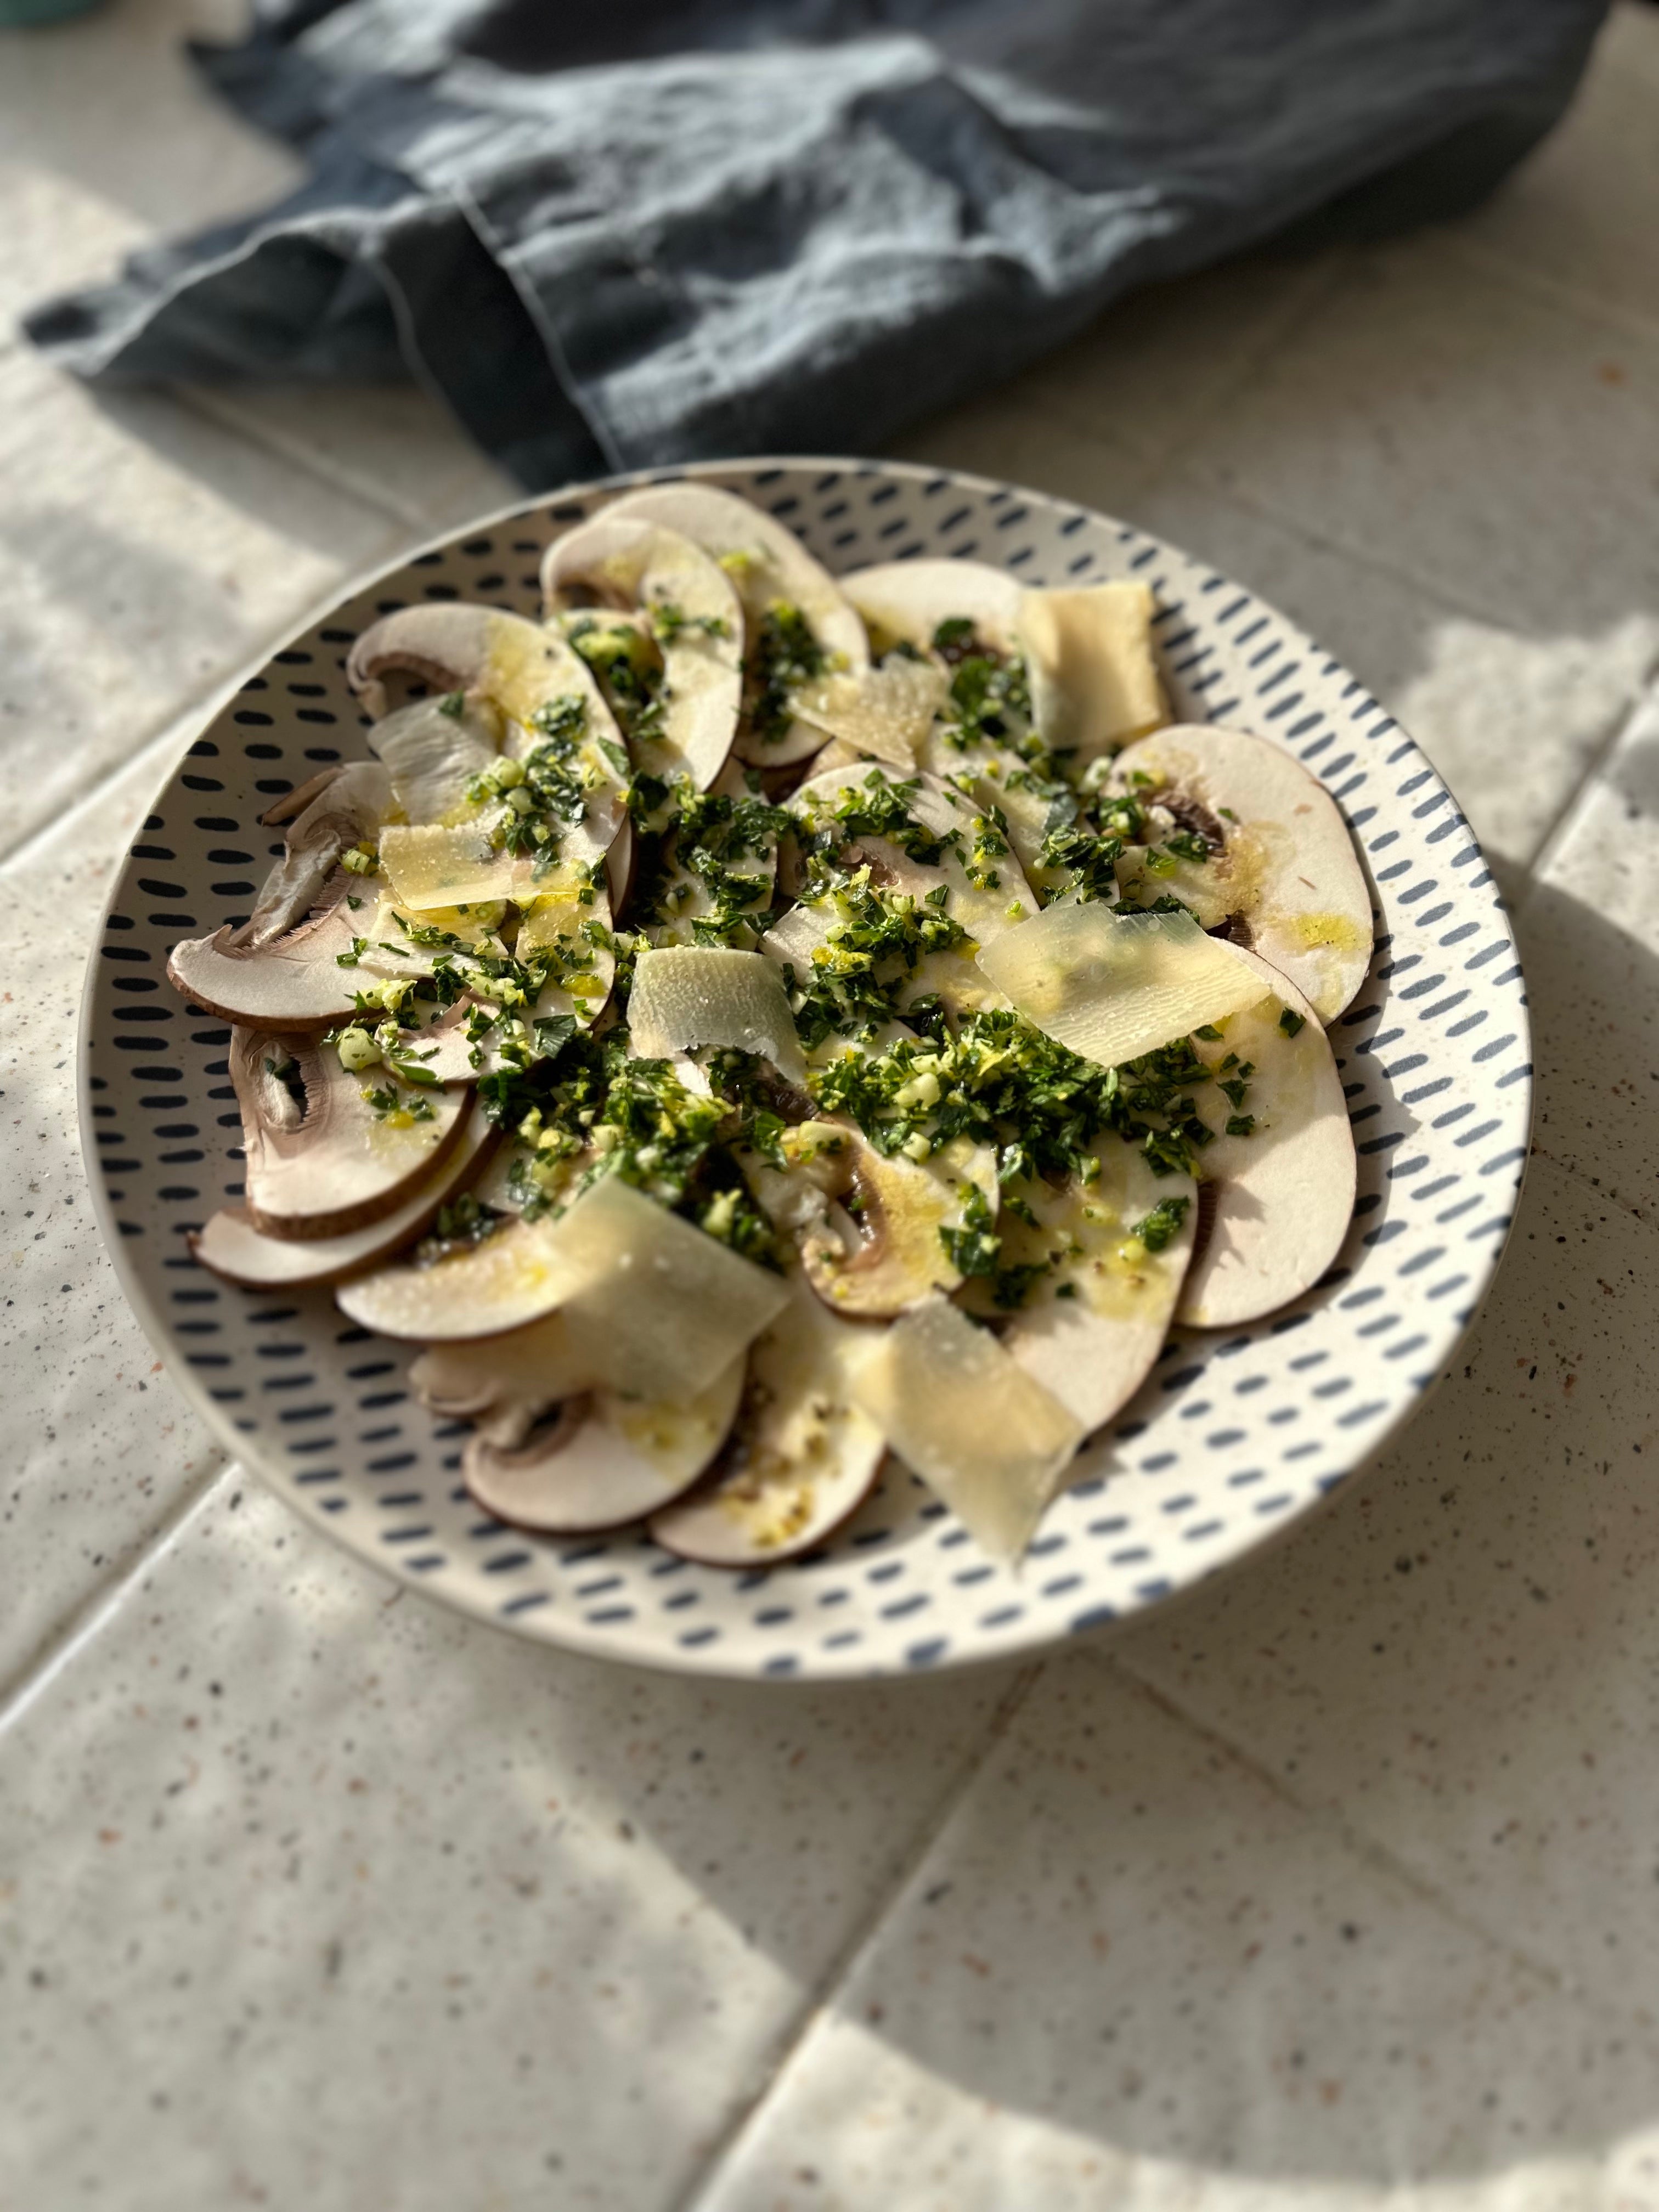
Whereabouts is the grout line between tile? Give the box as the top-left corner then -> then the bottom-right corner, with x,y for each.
1098,1653 -> 1659,2049
1522,661 -> 1659,891
1436,230 -> 1659,358
174,382 -> 453,537
1161,455 -> 1576,645
667,1658 -> 1047,2212
0,704 -> 218,877
0,1455 -> 235,1737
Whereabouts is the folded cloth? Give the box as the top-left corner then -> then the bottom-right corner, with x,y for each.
25,0 -> 1609,489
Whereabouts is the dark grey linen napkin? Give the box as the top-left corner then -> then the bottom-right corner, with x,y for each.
25,0 -> 1609,489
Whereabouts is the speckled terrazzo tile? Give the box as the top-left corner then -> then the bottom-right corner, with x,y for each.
0,0 -> 301,330
0,722 -> 232,1689
1132,475 -> 1659,873
886,396 -> 1153,522
1175,240 -> 1659,642
1105,1155 -> 1659,2022
181,382 -> 521,537
1454,3 -> 1659,339
1001,250 -> 1342,467
1520,682 -> 1659,1228
0,345 -> 403,860
689,1655 -> 1659,2212
0,1481 -> 1014,2212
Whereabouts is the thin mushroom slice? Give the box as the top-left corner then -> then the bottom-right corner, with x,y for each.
339,1211 -> 589,1341
787,762 -> 1037,950
634,758 -> 783,949
231,1028 -> 470,1240
1107,725 -> 1373,1022
367,692 -> 501,826
169,885 -> 364,1029
650,1279 -> 886,1567
840,561 -> 1057,883
190,1102 -> 495,1289
542,516 -> 743,790
462,1358 -> 745,1536
1176,950 -> 1356,1329
965,1140 -> 1198,1435
841,560 -> 1024,658
166,761 -> 393,1029
799,1124 -> 997,1321
347,604 -> 629,873
604,483 -> 868,766
341,1173 -> 790,1387
407,854 -> 618,1081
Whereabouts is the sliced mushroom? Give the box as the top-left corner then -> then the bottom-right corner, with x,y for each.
190,1102 -> 495,1289
341,1172 -> 791,1390
636,758 -> 782,948
460,1358 -> 744,1536
347,603 -> 628,867
1176,950 -> 1356,1328
543,515 -> 743,789
167,761 -> 392,1028
393,853 -> 616,1080
841,560 -> 1023,658
650,1278 -> 886,1566
367,692 -> 501,825
606,816 -> 636,914
231,1028 -> 471,1240
839,561 -> 1058,884
966,1140 -> 1198,1434
337,1211 -> 591,1340
604,483 -> 868,765
788,761 -> 1038,951
1107,725 -> 1373,1022
799,1124 -> 997,1320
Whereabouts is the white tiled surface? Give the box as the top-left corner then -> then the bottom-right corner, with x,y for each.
4,4 -> 1658,2204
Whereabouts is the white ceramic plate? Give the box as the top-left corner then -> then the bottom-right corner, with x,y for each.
80,459 -> 1530,1679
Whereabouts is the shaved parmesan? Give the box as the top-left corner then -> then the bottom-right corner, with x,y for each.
378,821 -> 520,910
1018,582 -> 1166,763
791,658 -> 949,768
339,1171 -> 789,1388
850,1294 -> 1083,1559
380,819 -> 608,913
628,946 -> 806,1081
548,1176 -> 791,1403
975,905 -> 1267,1070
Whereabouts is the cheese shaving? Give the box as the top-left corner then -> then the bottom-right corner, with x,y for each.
974,904 -> 1267,1070
850,1294 -> 1084,1559
629,946 -> 806,1081
1018,580 -> 1166,763
791,658 -> 949,768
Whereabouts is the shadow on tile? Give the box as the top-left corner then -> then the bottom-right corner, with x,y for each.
703,1159 -> 1659,2202
702,1644 -> 1659,2207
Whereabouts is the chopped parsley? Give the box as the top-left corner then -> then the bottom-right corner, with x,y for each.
1131,1195 -> 1190,1253
650,599 -> 731,645
796,769 -> 951,871
747,600 -> 827,746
